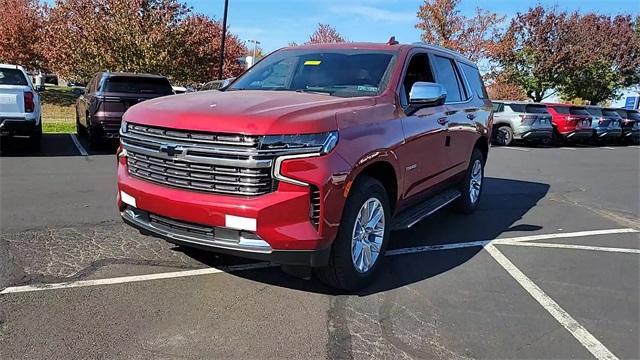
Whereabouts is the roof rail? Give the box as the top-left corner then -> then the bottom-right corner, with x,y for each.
411,42 -> 465,58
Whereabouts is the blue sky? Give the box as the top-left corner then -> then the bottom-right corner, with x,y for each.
188,0 -> 640,52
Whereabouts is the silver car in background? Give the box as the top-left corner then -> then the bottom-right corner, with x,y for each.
584,106 -> 623,143
491,101 -> 553,146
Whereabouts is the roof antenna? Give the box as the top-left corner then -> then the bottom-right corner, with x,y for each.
387,36 -> 399,45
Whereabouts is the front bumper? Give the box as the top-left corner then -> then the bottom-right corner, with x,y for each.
117,149 -> 351,266
121,205 -> 331,266
0,118 -> 37,136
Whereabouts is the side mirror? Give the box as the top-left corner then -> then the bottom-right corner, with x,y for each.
407,82 -> 447,114
34,85 -> 45,92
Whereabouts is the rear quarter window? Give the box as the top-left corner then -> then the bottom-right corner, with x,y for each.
570,107 -> 590,116
0,68 -> 28,86
628,111 -> 640,121
459,63 -> 488,99
585,107 -> 602,116
602,109 -> 620,117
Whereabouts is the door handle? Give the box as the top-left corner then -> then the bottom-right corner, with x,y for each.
466,113 -> 476,120
437,117 -> 449,126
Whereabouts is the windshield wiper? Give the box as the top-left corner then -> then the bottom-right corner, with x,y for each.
296,88 -> 334,95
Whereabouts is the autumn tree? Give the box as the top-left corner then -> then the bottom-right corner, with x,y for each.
415,0 -> 503,62
558,14 -> 640,104
485,72 -> 528,100
0,0 -> 46,70
308,23 -> 346,44
42,0 -> 246,83
491,6 -> 572,102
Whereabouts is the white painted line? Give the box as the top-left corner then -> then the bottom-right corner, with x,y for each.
493,228 -> 638,244
385,228 -> 638,256
502,241 -> 640,254
629,146 -> 640,149
2,228 -> 637,295
69,134 -> 88,156
558,147 -> 577,151
600,147 -> 616,150
0,262 -> 274,295
486,244 -> 619,360
501,147 -> 530,152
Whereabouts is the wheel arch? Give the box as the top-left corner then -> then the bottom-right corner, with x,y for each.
350,160 -> 399,212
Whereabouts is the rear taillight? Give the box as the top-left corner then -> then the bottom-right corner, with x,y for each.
24,92 -> 34,113
519,115 -> 535,123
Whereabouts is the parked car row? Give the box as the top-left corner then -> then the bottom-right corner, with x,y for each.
492,100 -> 639,146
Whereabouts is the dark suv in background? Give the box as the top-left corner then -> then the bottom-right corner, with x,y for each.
584,105 -> 622,144
612,108 -> 640,144
76,72 -> 173,148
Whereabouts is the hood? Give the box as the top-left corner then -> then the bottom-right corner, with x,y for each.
123,90 -> 375,135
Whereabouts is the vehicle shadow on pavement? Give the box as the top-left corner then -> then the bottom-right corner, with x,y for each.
181,177 -> 550,295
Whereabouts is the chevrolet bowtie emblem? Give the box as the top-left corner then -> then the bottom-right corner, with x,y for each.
159,144 -> 183,156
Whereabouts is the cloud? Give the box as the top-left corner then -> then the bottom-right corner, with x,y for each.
329,5 -> 415,23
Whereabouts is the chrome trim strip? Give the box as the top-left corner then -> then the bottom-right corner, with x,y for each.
122,142 -> 273,168
122,208 -> 272,253
405,192 -> 461,229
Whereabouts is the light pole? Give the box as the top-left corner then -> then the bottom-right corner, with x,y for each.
248,39 -> 261,65
217,0 -> 229,80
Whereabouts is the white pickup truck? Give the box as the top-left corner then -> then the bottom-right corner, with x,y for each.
0,64 -> 42,148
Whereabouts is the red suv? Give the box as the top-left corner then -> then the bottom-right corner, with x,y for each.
117,42 -> 492,290
544,103 -> 593,143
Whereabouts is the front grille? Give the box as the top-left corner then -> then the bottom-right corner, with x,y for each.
149,212 -> 215,239
121,123 -> 276,196
310,186 -> 321,228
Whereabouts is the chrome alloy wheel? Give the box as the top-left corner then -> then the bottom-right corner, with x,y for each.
469,159 -> 482,204
351,198 -> 385,273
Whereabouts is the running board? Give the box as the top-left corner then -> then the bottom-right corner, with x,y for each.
391,188 -> 462,230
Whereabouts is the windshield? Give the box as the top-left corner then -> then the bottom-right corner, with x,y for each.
0,68 -> 28,86
229,48 -> 397,98
104,77 -> 173,94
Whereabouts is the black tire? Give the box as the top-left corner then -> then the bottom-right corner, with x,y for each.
493,125 -> 513,146
315,177 -> 391,291
29,120 -> 42,151
552,126 -> 565,146
76,113 -> 86,137
453,148 -> 484,214
87,124 -> 103,150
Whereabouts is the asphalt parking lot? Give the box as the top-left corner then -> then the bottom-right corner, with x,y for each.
1,135 -> 639,359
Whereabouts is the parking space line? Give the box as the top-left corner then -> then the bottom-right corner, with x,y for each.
486,244 -> 619,360
558,147 -> 577,151
502,241 -> 640,254
69,134 -> 88,156
1,228 -> 636,295
492,228 -> 638,244
0,262 -> 274,295
600,147 -> 616,150
500,147 -> 530,152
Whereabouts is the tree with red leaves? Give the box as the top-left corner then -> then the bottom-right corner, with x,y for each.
415,0 -> 503,62
308,23 -> 346,44
485,72 -> 528,100
0,0 -> 46,69
42,0 -> 246,83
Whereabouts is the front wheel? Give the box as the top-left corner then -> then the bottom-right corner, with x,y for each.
315,177 -> 390,291
453,148 -> 484,214
493,125 -> 513,146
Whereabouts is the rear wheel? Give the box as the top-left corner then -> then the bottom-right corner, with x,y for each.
315,177 -> 390,291
493,125 -> 513,146
453,148 -> 484,214
76,113 -> 86,137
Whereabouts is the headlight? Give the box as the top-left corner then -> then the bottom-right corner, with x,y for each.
261,131 -> 338,155
120,120 -> 128,135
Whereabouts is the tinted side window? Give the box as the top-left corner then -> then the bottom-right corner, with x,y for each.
459,63 -> 487,99
433,55 -> 465,103
0,68 -> 28,86
553,106 -> 570,115
400,53 -> 435,108
492,103 -> 503,112
585,107 -> 602,116
602,109 -> 620,117
570,107 -> 590,116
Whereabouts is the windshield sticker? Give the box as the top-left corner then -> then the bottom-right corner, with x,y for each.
304,60 -> 322,66
357,85 -> 378,92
